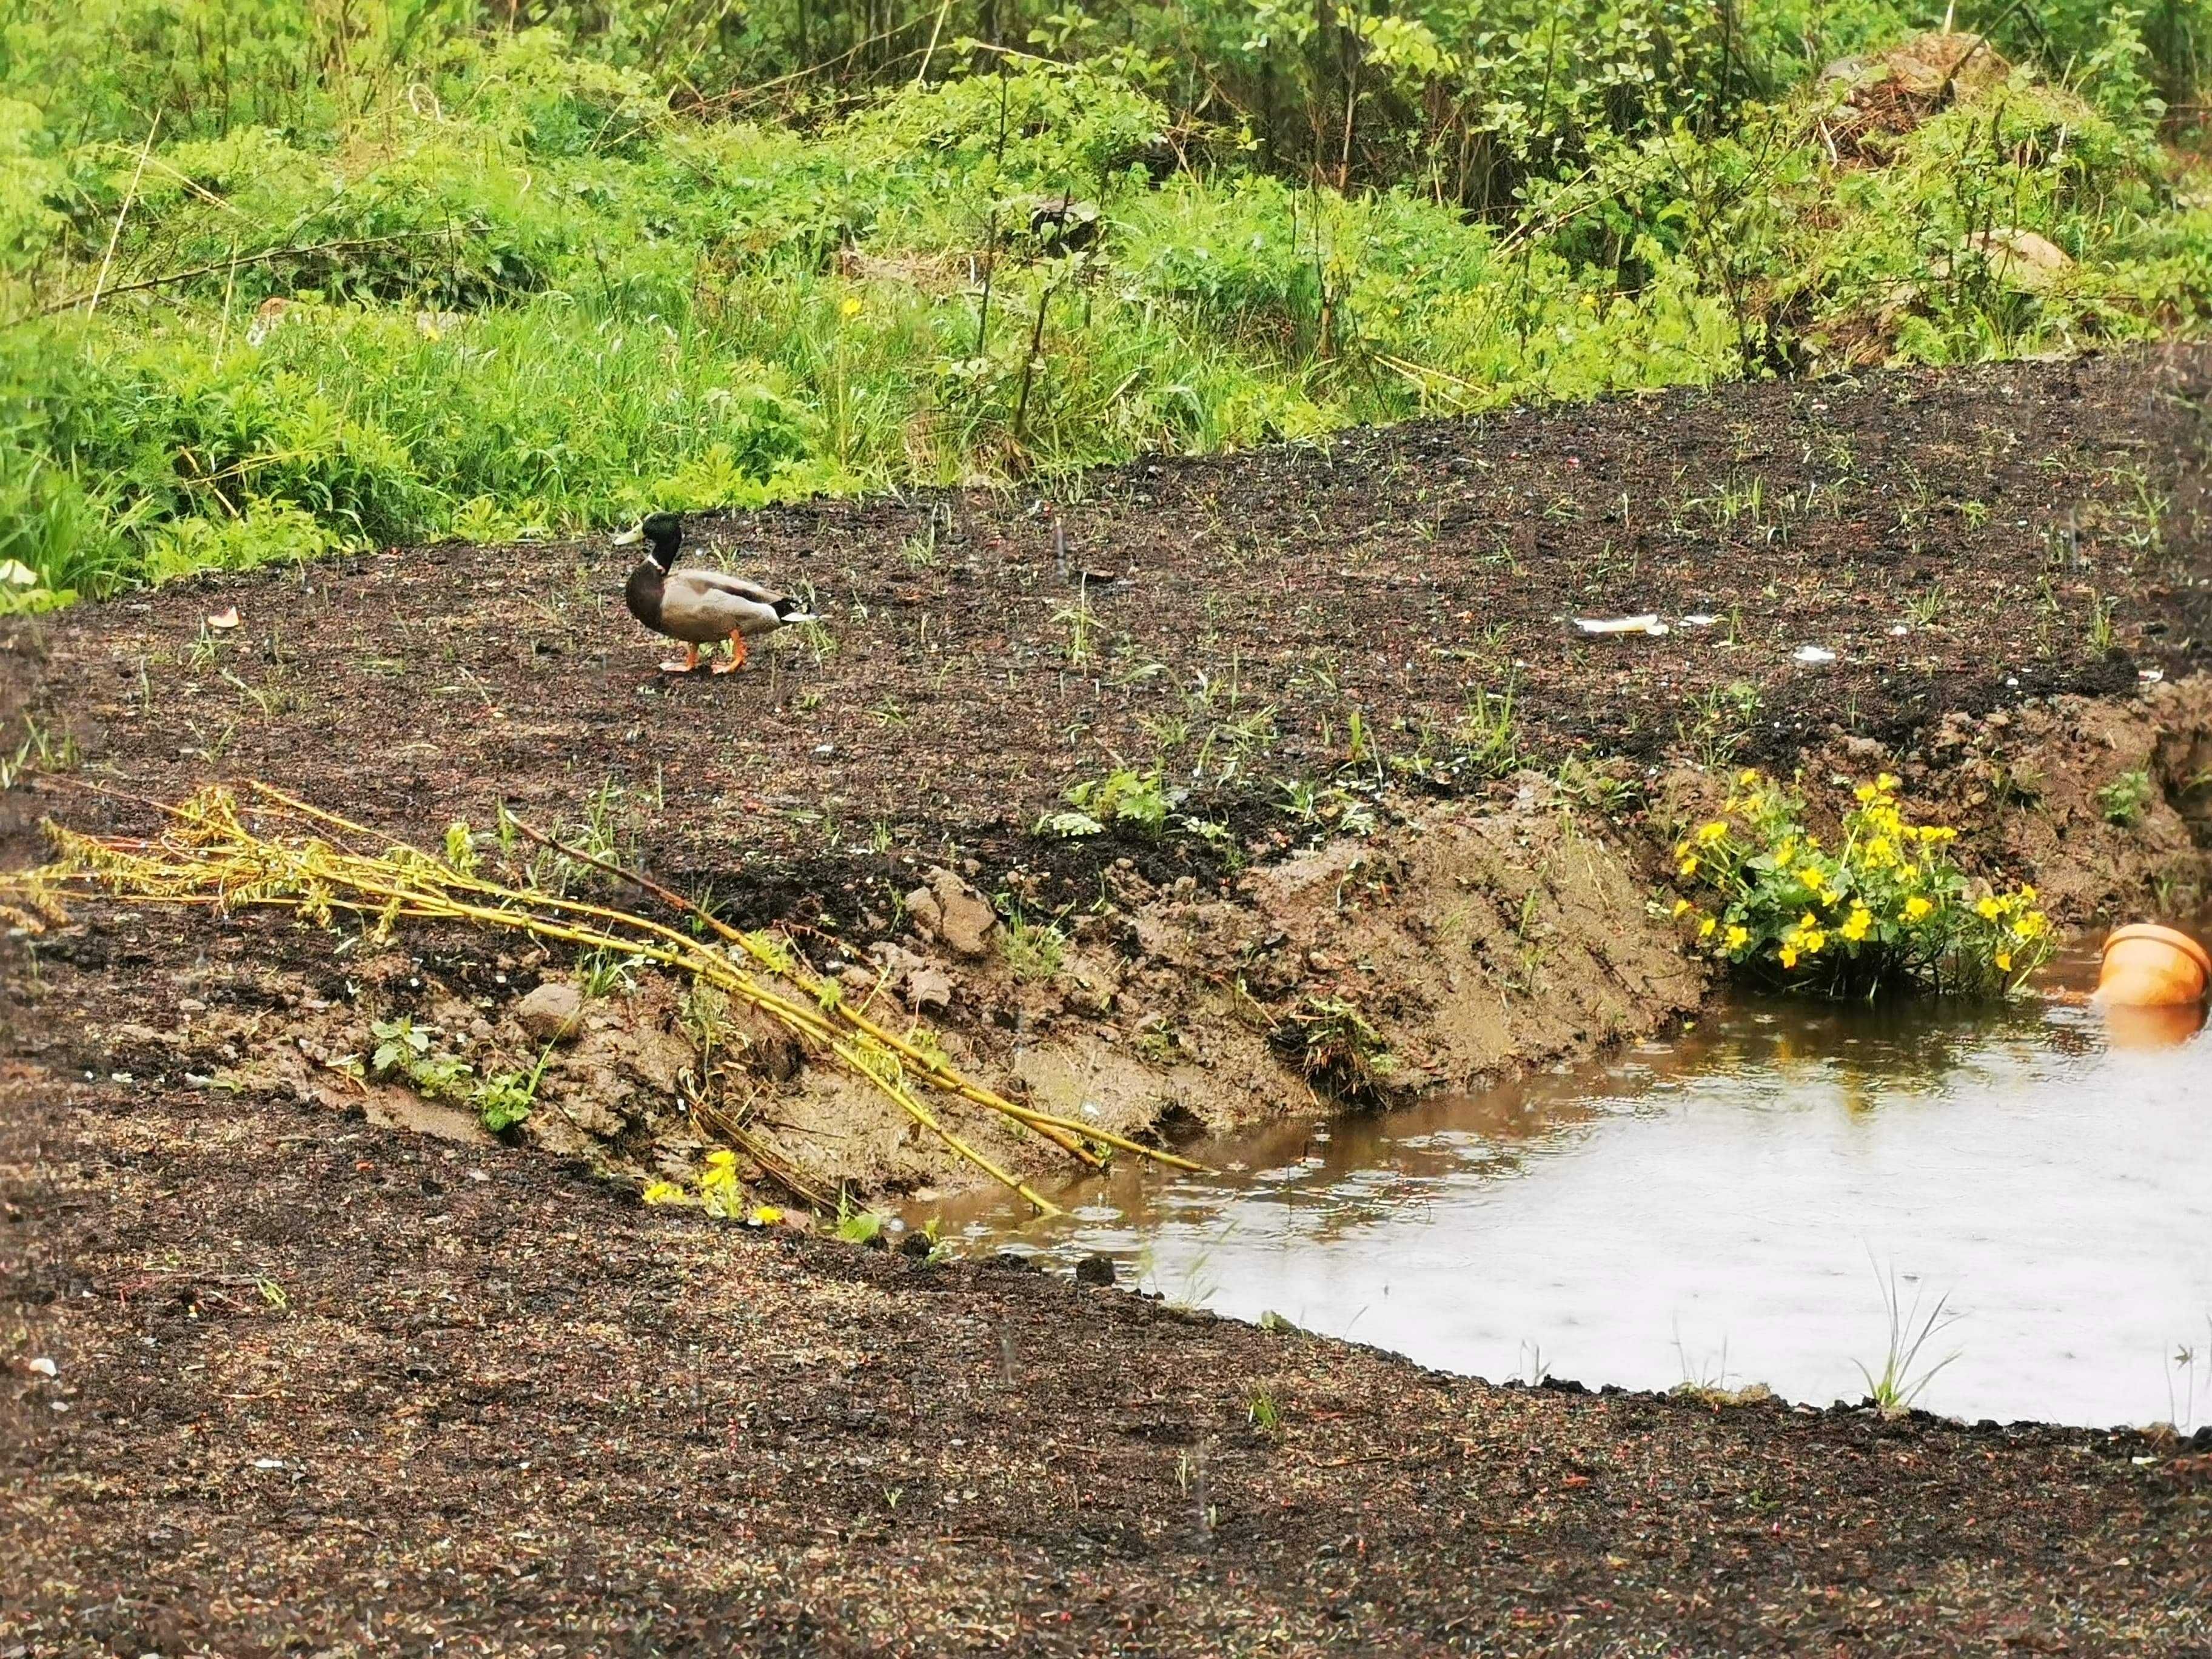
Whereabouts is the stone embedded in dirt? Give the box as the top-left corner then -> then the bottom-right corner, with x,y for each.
515,981 -> 585,1044
1074,1253 -> 1116,1287
907,868 -> 1000,959
905,966 -> 954,1014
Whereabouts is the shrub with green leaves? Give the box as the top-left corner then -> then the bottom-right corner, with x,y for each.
0,7 -> 2205,608
1672,771 -> 2054,996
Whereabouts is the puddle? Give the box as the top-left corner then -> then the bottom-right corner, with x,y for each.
914,943 -> 2212,1429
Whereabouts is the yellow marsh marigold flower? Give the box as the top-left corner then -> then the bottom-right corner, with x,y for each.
1975,896 -> 2002,921
1699,917 -> 1717,940
1798,911 -> 1818,930
1801,929 -> 1827,954
1679,856 -> 1700,878
1842,907 -> 1872,942
1996,951 -> 2013,973
2016,910 -> 2050,940
1904,896 -> 1933,921
1696,820 -> 1729,846
642,1180 -> 691,1206
2019,883 -> 2037,903
1779,944 -> 1800,969
1725,925 -> 1750,951
1672,898 -> 1692,917
1738,769 -> 1760,786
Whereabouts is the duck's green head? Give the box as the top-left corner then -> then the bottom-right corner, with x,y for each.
615,511 -> 684,569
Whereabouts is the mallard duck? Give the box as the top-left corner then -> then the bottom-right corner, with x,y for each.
614,512 -> 816,674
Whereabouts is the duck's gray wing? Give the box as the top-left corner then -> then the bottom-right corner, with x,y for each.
659,570 -> 786,642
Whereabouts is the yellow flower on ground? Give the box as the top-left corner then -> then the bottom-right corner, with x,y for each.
1697,820 -> 1729,846
1865,834 -> 1895,866
1801,928 -> 1827,954
642,1180 -> 691,1206
1779,944 -> 1799,969
1679,856 -> 1699,877
840,295 -> 863,318
1725,925 -> 1750,951
1698,917 -> 1717,940
1995,951 -> 2013,973
2019,883 -> 2037,902
2016,910 -> 2050,940
1842,907 -> 1872,942
1738,769 -> 1760,786
1797,864 -> 1826,891
1975,896 -> 2002,921
1798,911 -> 1818,930
1903,895 -> 1933,922
748,1205 -> 784,1227
1672,897 -> 1692,917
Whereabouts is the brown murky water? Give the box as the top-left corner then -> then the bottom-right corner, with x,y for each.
911,945 -> 2212,1428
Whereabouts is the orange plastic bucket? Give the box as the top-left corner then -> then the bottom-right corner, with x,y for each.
2096,923 -> 2211,1008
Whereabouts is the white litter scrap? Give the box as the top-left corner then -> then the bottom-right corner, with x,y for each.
1792,645 -> 1838,665
0,560 -> 38,588
1680,614 -> 1719,628
1574,614 -> 1670,636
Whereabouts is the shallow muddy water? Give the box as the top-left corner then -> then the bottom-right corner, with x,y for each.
916,948 -> 2212,1429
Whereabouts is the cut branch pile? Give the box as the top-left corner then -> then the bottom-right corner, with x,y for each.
4,782 -> 1205,1212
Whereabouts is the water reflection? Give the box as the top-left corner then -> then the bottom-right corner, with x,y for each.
916,944 -> 2212,1428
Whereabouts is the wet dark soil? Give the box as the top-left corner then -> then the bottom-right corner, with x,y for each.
4,1066 -> 2208,1655
7,346 -> 2209,928
6,347 -> 2212,1652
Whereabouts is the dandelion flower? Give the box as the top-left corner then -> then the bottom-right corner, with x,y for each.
840,295 -> 864,318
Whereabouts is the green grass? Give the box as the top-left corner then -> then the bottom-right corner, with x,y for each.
1,5 -> 2207,606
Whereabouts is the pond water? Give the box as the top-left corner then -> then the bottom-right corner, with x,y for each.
914,943 -> 2212,1429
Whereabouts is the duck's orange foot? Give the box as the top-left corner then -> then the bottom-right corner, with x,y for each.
660,644 -> 703,673
711,633 -> 750,675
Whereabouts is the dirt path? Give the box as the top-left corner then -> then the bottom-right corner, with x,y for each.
6,347 -> 2212,1652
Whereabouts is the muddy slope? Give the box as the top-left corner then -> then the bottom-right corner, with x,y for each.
4,1067 -> 2208,1657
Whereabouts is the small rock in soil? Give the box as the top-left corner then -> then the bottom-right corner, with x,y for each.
515,982 -> 584,1044
906,966 -> 954,1013
907,868 -> 1000,959
1074,1253 -> 1117,1287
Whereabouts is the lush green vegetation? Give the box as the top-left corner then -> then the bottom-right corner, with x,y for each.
1,0 -> 2207,606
